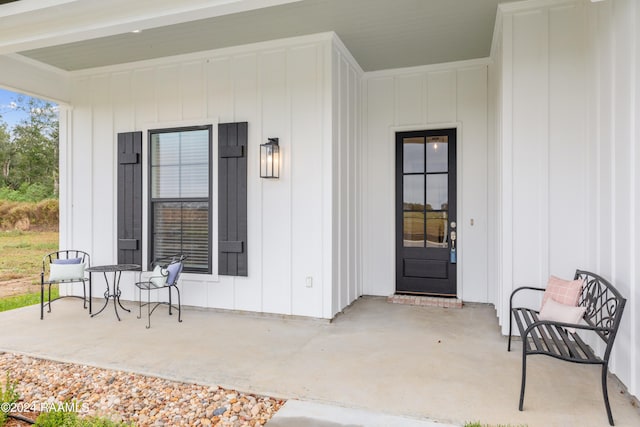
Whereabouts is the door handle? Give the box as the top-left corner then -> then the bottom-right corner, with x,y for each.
450,225 -> 457,264
450,222 -> 457,247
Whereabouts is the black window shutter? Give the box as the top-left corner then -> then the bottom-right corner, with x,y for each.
117,131 -> 142,267
218,122 -> 248,276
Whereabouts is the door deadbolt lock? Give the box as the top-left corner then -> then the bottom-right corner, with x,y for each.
450,221 -> 457,229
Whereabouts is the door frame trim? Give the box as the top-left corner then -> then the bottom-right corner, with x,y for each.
389,122 -> 463,298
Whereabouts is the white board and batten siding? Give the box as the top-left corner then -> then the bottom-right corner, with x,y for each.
492,0 -> 640,398
332,39 -> 364,316
361,61 -> 490,303
491,0 -> 589,329
587,0 -> 640,398
60,33 -> 362,320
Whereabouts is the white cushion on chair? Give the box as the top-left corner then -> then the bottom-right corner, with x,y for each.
48,263 -> 85,282
149,265 -> 168,287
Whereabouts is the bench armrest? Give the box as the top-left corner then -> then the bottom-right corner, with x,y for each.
509,286 -> 545,311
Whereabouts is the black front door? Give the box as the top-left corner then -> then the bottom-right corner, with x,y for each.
395,128 -> 457,296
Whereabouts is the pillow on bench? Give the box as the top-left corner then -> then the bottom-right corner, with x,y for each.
539,297 -> 586,333
542,275 -> 583,308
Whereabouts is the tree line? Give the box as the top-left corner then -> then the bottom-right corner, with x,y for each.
0,96 -> 58,201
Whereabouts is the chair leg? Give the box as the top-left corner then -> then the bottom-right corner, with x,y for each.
40,283 -> 44,320
146,289 -> 152,329
508,311 -> 513,351
82,281 -> 87,309
89,273 -> 92,314
47,284 -> 52,313
602,364 -> 614,426
519,346 -> 527,411
168,285 -> 173,315
174,285 -> 182,323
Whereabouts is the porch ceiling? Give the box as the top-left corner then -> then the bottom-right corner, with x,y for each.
3,0 -> 514,72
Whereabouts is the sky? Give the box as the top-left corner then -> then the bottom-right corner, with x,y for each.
0,88 -> 34,130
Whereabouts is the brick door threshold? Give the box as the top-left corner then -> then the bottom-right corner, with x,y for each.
387,294 -> 463,309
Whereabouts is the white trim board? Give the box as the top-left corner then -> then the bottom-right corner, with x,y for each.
364,58 -> 491,80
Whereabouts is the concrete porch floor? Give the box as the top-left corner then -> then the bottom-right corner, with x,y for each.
0,296 -> 638,426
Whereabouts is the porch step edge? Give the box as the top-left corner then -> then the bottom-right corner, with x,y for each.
387,294 -> 463,309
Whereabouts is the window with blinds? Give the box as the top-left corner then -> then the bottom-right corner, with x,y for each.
149,126 -> 212,273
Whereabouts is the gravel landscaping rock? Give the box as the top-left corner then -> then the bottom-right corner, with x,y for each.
0,353 -> 284,426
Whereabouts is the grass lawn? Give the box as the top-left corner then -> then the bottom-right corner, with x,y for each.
0,230 -> 58,283
0,230 -> 59,311
0,287 -> 58,313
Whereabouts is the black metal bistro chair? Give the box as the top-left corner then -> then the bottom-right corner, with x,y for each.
134,255 -> 186,328
40,250 -> 90,319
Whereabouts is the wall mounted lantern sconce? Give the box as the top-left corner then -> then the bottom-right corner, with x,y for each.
260,138 -> 280,178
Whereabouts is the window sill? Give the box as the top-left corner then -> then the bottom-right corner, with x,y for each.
180,272 -> 220,283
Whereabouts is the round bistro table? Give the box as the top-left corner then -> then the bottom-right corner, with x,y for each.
86,264 -> 140,321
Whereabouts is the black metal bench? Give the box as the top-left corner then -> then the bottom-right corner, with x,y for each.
508,270 -> 626,426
